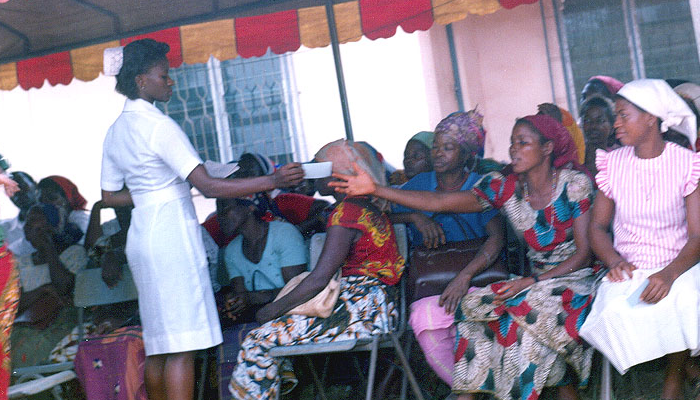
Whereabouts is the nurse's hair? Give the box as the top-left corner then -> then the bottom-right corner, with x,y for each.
116,39 -> 170,100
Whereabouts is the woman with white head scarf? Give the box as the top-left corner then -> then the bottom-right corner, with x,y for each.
580,79 -> 700,399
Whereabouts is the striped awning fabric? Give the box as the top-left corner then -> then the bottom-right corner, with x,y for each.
0,0 -> 537,91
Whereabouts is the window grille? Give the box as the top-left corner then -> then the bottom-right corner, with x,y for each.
157,51 -> 302,166
556,0 -> 700,113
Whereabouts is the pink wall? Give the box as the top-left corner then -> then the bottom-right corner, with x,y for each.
420,2 -> 568,162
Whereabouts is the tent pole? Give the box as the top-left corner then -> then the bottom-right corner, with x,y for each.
445,24 -> 465,112
325,0 -> 354,141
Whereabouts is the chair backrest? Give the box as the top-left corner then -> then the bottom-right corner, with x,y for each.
308,232 -> 327,271
73,266 -> 139,308
308,224 -> 408,271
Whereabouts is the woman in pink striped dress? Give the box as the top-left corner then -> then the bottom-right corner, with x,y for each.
580,79 -> 700,400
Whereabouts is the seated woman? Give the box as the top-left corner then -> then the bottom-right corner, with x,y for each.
1,171 -> 39,257
672,81 -> 700,152
218,197 -> 307,326
229,139 -> 405,400
84,200 -> 132,286
17,204 -> 86,304
580,75 -> 624,105
202,153 -> 330,245
392,110 -> 505,386
37,175 -> 90,244
82,200 -> 140,333
333,115 -> 598,400
579,95 -> 619,175
537,103 -> 586,166
389,130 -> 434,186
12,204 -> 88,368
580,79 -> 700,400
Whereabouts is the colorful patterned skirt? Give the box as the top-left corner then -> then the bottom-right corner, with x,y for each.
0,245 -> 20,399
452,267 -> 598,400
229,275 -> 397,400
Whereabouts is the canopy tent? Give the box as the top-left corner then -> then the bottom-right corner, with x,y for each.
0,0 -> 537,91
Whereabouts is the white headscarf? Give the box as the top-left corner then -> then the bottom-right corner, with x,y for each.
617,79 -> 697,150
673,82 -> 700,114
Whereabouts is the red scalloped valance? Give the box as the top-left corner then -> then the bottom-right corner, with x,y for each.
0,0 -> 537,91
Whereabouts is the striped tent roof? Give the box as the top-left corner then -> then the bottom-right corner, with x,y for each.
0,0 -> 537,91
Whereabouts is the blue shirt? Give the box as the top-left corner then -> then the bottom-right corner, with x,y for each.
393,171 -> 498,245
224,220 -> 308,291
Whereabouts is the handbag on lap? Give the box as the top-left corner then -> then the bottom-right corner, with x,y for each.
273,270 -> 342,318
407,213 -> 509,301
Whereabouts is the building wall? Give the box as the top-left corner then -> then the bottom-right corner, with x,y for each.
419,1 -> 568,162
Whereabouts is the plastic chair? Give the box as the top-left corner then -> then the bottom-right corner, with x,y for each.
9,266 -> 139,399
268,224 -> 426,400
73,267 -> 139,341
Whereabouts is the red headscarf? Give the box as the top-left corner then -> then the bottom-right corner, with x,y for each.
47,175 -> 87,210
520,115 -> 589,176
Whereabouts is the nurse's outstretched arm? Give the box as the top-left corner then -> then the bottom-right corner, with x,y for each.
330,163 -> 483,214
187,163 -> 304,199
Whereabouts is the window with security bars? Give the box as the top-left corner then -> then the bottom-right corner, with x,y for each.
558,0 -> 700,112
157,51 -> 301,166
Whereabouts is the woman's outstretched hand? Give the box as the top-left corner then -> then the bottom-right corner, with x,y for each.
329,162 -> 376,196
273,163 -> 305,188
0,174 -> 19,197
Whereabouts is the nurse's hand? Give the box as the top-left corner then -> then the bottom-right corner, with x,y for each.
273,163 -> 305,188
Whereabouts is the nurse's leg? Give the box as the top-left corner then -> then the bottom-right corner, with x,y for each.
164,351 -> 196,400
145,354 -> 167,400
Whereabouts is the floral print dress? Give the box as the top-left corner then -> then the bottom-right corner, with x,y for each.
452,169 -> 599,400
229,197 -> 404,400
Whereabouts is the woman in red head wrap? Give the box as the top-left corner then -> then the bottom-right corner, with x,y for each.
332,115 -> 599,400
37,176 -> 90,245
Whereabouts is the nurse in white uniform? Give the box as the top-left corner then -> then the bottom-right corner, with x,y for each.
100,39 -> 304,400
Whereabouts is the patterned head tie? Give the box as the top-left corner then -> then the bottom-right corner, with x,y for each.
434,109 -> 486,158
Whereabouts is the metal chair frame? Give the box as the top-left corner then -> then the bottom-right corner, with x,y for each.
267,224 -> 426,400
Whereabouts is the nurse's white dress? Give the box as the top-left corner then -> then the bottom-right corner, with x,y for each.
101,98 -> 222,355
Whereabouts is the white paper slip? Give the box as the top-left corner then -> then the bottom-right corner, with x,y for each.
626,279 -> 649,307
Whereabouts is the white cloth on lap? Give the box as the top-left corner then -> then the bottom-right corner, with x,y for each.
580,264 -> 700,374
